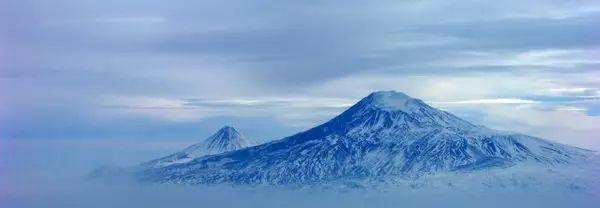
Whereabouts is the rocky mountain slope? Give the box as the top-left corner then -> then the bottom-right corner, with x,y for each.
142,126 -> 256,168
139,91 -> 590,185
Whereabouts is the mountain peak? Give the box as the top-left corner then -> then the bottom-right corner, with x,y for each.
140,91 -> 587,186
370,90 -> 411,98
204,126 -> 252,153
215,125 -> 241,136
362,90 -> 423,112
328,90 -> 480,133
142,125 -> 256,168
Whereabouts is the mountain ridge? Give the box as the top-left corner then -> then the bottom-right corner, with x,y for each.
139,91 -> 590,185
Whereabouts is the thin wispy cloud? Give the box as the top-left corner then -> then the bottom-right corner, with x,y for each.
432,98 -> 539,105
94,16 -> 166,24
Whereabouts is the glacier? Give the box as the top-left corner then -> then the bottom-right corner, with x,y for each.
138,91 -> 593,186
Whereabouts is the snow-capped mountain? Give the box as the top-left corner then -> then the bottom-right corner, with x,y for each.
143,126 -> 256,168
140,91 -> 590,185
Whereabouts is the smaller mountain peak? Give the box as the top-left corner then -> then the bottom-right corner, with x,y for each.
204,125 -> 253,153
218,125 -> 238,132
142,125 -> 255,168
214,126 -> 242,139
363,90 -> 423,112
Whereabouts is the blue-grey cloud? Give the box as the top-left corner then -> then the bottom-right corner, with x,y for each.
1,0 -> 599,150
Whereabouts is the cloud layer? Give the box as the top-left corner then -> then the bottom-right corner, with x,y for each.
1,0 -> 599,149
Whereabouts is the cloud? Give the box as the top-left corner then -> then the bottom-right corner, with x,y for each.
2,137 -> 599,208
94,16 -> 166,24
544,87 -> 600,98
466,104 -> 600,149
99,95 -> 352,126
1,0 -> 599,150
554,106 -> 586,112
433,49 -> 600,69
432,98 -> 539,105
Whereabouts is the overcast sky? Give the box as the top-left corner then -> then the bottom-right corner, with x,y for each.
1,0 -> 599,149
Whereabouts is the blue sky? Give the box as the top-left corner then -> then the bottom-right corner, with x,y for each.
1,0 -> 600,149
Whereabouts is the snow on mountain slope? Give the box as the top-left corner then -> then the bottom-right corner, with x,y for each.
139,91 -> 591,185
142,126 -> 256,168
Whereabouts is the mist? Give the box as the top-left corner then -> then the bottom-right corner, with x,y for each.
2,138 -> 599,208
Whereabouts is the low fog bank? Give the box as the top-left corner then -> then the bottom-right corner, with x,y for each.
2,138 -> 599,208
3,177 -> 599,208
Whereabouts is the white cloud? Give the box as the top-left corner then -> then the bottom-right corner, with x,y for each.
544,87 -> 600,98
503,5 -> 600,20
94,16 -> 166,24
432,98 -> 538,105
98,96 -> 209,122
436,48 -> 600,68
98,95 -> 352,125
103,96 -> 187,109
554,106 -> 586,111
467,104 -> 600,150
